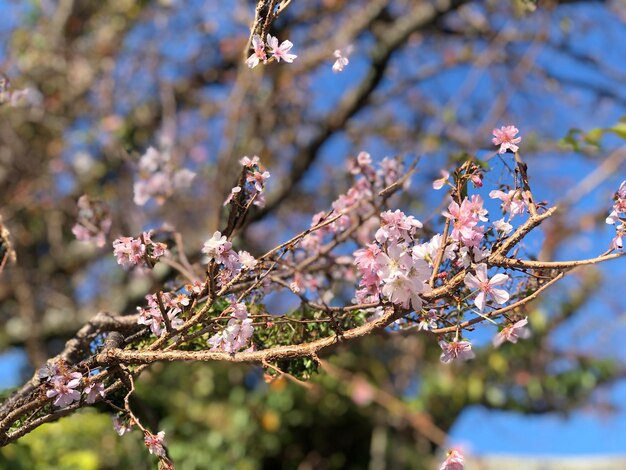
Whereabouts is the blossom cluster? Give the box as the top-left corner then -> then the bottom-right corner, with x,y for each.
112,230 -> 167,269
246,34 -> 297,68
41,363 -> 105,408
354,209 -> 432,310
137,292 -> 186,337
133,146 -> 196,206
71,194 -> 112,247
208,302 -> 254,353
202,230 -> 258,284
443,195 -> 488,248
224,155 -> 271,208
606,180 -> 626,249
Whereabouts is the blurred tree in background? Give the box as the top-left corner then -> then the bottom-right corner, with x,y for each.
1,0 -> 625,468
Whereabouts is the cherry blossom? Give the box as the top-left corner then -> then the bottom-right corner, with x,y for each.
493,218 -> 513,235
375,209 -> 422,244
493,317 -> 531,347
137,293 -> 184,337
412,234 -> 456,267
144,430 -> 167,457
133,146 -> 195,206
223,186 -> 241,206
46,371 -> 82,408
492,125 -> 521,154
72,195 -> 111,247
246,35 -> 266,68
112,415 -> 133,436
332,48 -> 350,73
83,380 -> 105,404
439,449 -> 464,470
417,309 -> 439,331
432,169 -> 450,190
202,231 -> 232,263
489,189 -> 528,218
208,302 -> 254,353
443,198 -> 485,247
238,250 -> 258,270
464,263 -> 510,311
471,174 -> 483,188
113,231 -> 167,269
267,34 -> 297,63
439,340 -> 475,364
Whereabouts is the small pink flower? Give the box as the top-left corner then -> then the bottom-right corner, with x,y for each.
144,430 -> 166,457
202,231 -> 232,263
46,371 -> 82,408
112,415 -> 133,436
489,189 -> 528,218
471,174 -> 483,188
493,218 -> 513,234
238,250 -> 257,270
246,35 -> 266,68
433,170 -> 450,190
439,340 -> 475,364
493,317 -> 531,348
223,186 -> 241,206
440,449 -> 464,470
240,155 -> 260,167
83,380 -> 105,404
492,125 -> 521,154
464,263 -> 510,312
267,34 -> 297,63
332,49 -> 349,73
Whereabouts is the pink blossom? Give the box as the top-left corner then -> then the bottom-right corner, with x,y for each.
112,236 -> 144,268
457,246 -> 490,269
493,218 -> 513,234
433,170 -> 450,190
443,199 -> 485,247
610,223 -> 624,250
493,317 -> 531,347
137,293 -> 184,337
72,195 -> 111,247
240,155 -> 260,167
412,234 -> 456,267
46,371 -> 82,408
471,174 -> 483,188
489,189 -> 528,217
332,48 -> 349,73
112,415 -> 132,436
238,250 -> 257,270
492,125 -> 521,154
246,35 -> 266,68
202,231 -> 232,263
267,34 -> 297,63
224,186 -> 241,206
377,243 -> 431,310
417,309 -> 439,331
144,430 -> 166,457
133,146 -> 195,206
375,209 -> 422,243
247,169 -> 270,192
439,340 -> 475,364
440,449 -> 464,470
83,380 -> 105,404
464,263 -> 510,312
208,303 -> 254,353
